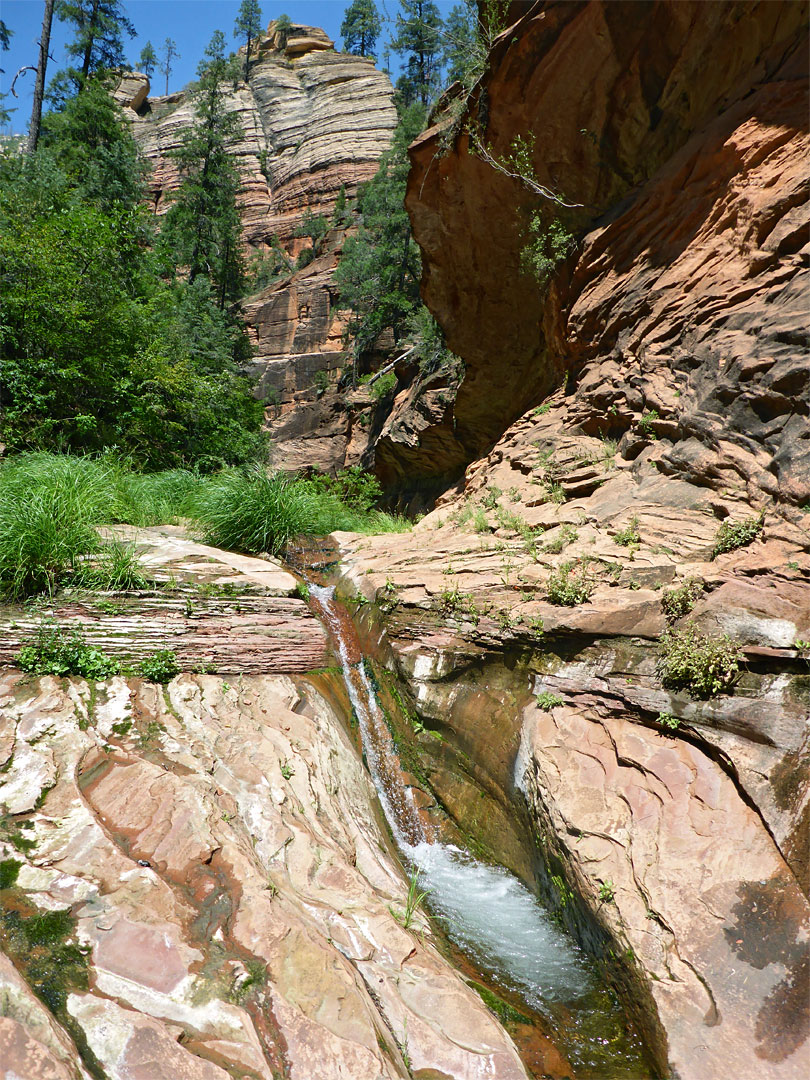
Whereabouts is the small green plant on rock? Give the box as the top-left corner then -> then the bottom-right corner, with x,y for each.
598,880 -> 615,903
657,711 -> 680,731
711,512 -> 765,559
535,691 -> 563,711
18,623 -> 119,680
613,516 -> 640,548
661,578 -> 703,623
658,623 -> 743,698
638,410 -> 659,439
546,562 -> 593,606
138,649 -> 180,684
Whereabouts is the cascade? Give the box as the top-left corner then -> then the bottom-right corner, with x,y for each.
309,583 -> 648,1075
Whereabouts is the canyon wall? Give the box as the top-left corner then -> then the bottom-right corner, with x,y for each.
115,21 -> 398,460
336,1 -> 810,1076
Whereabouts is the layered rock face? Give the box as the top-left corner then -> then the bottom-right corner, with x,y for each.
115,23 -> 397,434
329,1 -> 810,1076
0,530 -> 527,1080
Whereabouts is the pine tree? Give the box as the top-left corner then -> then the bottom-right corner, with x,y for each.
443,2 -> 479,87
0,19 -> 12,127
160,32 -> 245,309
234,0 -> 263,80
55,0 -> 135,86
335,104 -> 426,356
138,40 -> 157,79
160,37 -> 179,96
390,0 -> 443,107
340,0 -> 382,59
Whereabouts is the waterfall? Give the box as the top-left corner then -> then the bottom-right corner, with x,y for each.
309,584 -> 593,1007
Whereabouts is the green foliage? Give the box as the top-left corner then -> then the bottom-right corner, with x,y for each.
661,577 -> 703,623
293,208 -> 329,244
186,467 -> 407,557
234,0 -> 263,78
521,212 -> 576,287
657,712 -> 680,731
360,369 -> 398,400
230,959 -> 267,1004
638,410 -> 658,438
335,105 -> 426,356
598,880 -> 615,903
658,623 -> 743,698
341,0 -> 382,58
138,40 -> 157,78
309,465 -> 383,512
391,0 -> 443,107
70,544 -> 152,591
535,691 -> 564,711
0,97 -> 265,470
613,516 -> 640,548
18,623 -> 119,680
51,0 -> 136,98
138,650 -> 180,684
392,866 -> 428,930
543,524 -> 578,554
546,562 -> 593,606
0,858 -> 22,890
160,38 -> 180,96
711,512 -> 765,559
160,33 -> 245,308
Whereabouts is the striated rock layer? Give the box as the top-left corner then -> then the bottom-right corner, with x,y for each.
115,23 -> 398,430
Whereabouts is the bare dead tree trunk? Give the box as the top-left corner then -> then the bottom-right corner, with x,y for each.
26,0 -> 54,155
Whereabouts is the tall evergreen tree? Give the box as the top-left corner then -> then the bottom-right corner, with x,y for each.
138,39 -> 156,78
443,2 -> 479,86
160,32 -> 245,309
340,0 -> 381,59
390,0 -> 443,107
0,19 -> 12,127
160,37 -> 179,95
234,0 -> 263,80
335,104 -> 426,357
26,0 -> 56,151
55,0 -> 135,86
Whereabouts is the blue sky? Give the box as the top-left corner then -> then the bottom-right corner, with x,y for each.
1,1 -> 456,134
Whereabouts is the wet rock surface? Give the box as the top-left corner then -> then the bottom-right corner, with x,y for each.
0,664 -> 527,1080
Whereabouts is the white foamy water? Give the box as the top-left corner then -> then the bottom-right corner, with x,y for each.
309,583 -> 593,1006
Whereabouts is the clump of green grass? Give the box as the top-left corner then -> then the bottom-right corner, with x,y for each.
546,562 -> 593,606
711,512 -> 765,559
17,623 -> 119,680
658,622 -> 743,698
535,691 -> 564,711
186,467 -> 407,557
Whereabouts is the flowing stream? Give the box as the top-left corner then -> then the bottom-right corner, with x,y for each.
309,583 -> 648,1076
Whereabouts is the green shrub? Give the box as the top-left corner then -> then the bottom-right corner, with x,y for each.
657,711 -> 680,731
661,577 -> 703,623
658,623 -> 742,698
598,880 -> 615,903
546,562 -> 593,606
71,544 -> 152,591
17,623 -> 119,680
138,650 -> 180,684
711,513 -> 764,559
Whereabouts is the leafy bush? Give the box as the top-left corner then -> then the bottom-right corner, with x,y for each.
661,577 -> 703,623
711,513 -> 764,559
17,623 -> 119,680
658,623 -> 743,698
138,650 -> 180,683
546,562 -> 593,606
309,466 -> 383,513
657,712 -> 680,731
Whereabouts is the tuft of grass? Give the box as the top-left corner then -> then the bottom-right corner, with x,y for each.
186,467 -> 407,557
543,524 -> 578,554
658,622 -> 743,698
711,512 -> 764,559
17,623 -> 119,680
